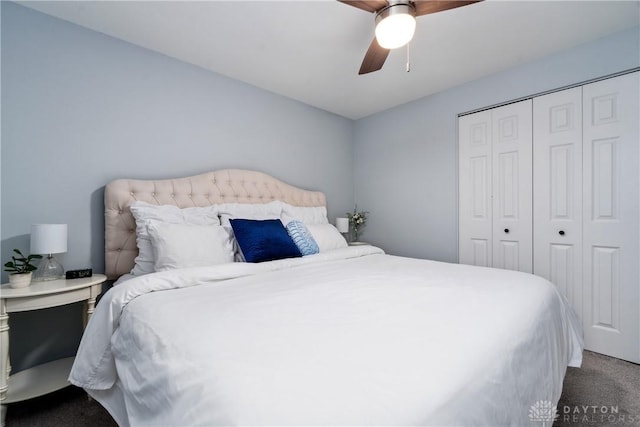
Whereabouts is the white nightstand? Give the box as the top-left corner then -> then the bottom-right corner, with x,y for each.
348,241 -> 370,246
0,274 -> 106,425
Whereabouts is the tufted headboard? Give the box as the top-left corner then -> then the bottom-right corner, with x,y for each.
104,169 -> 326,279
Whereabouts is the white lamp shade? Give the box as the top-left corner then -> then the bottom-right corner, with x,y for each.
336,217 -> 349,233
30,224 -> 68,254
375,8 -> 416,49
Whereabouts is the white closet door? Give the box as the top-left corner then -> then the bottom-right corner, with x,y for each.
533,87 -> 583,318
582,72 -> 639,363
459,110 -> 493,267
491,100 -> 533,273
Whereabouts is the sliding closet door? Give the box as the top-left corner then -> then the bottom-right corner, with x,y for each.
459,100 -> 533,272
491,100 -> 533,273
459,110 -> 493,267
533,87 -> 583,318
582,72 -> 639,363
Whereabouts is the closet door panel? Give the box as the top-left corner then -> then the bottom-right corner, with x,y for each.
491,100 -> 533,273
583,72 -> 639,363
459,111 -> 493,267
533,87 -> 583,318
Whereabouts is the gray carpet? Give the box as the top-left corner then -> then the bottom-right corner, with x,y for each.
554,351 -> 639,427
5,350 -> 639,426
5,386 -> 116,427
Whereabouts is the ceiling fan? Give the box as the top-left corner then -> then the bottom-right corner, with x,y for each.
339,0 -> 483,75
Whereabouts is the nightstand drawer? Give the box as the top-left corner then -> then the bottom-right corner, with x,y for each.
6,287 -> 92,313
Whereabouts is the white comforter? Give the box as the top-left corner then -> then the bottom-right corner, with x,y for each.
70,247 -> 583,426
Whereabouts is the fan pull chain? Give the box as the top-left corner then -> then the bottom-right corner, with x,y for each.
406,42 -> 411,73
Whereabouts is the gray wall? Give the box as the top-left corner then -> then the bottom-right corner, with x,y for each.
353,27 -> 640,262
1,3 -> 353,372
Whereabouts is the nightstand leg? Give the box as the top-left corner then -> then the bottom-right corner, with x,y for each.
82,287 -> 99,404
0,300 -> 9,427
83,290 -> 97,329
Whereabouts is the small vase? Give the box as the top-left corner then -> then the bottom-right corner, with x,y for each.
353,229 -> 359,242
9,272 -> 32,289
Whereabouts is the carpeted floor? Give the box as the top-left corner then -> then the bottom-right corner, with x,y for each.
4,350 -> 639,426
5,386 -> 116,427
554,351 -> 640,427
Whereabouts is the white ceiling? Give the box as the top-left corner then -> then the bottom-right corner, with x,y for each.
19,0 -> 640,120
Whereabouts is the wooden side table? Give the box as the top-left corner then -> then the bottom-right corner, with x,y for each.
0,274 -> 106,426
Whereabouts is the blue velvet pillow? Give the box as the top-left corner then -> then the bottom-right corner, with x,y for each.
285,220 -> 320,256
230,219 -> 302,263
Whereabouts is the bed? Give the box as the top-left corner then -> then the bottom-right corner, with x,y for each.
70,169 -> 583,426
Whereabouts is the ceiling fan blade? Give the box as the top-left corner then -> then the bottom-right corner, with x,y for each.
338,0 -> 388,13
413,0 -> 483,17
359,37 -> 390,75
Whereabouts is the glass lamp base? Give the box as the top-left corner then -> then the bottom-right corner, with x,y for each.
33,254 -> 64,281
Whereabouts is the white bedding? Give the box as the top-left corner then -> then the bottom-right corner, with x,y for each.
70,247 -> 582,426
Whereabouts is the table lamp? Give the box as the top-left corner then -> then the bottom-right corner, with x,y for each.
336,217 -> 350,240
31,224 -> 68,281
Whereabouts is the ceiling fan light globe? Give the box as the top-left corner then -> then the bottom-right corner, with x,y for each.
375,8 -> 416,49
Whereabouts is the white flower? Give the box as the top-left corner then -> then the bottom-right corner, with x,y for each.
347,207 -> 368,234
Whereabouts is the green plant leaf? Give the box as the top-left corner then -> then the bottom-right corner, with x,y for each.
5,248 -> 41,273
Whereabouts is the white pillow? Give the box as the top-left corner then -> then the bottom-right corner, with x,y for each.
280,202 -> 329,225
305,223 -> 348,252
217,201 -> 283,226
146,221 -> 234,271
129,201 -> 220,276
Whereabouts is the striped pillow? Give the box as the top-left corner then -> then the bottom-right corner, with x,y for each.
285,220 -> 320,256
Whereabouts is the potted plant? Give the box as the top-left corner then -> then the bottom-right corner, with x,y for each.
4,249 -> 42,288
347,206 -> 369,242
